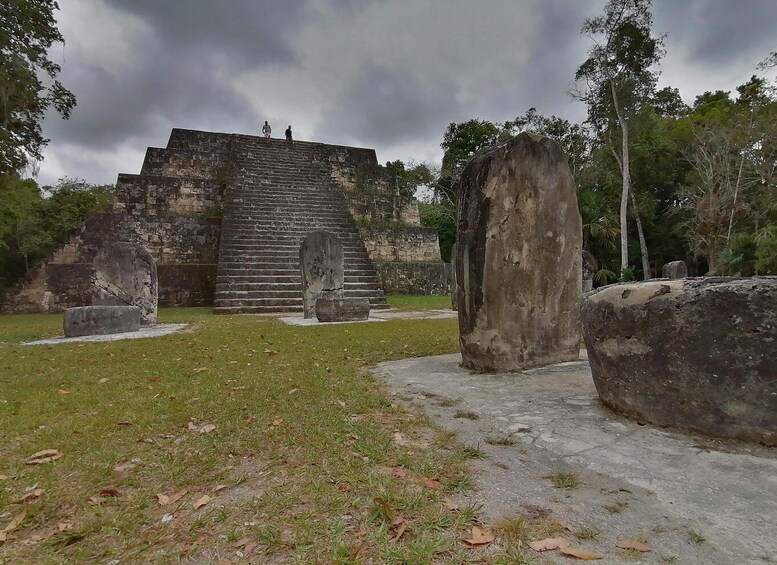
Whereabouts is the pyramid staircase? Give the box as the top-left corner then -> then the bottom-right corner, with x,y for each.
213,135 -> 389,314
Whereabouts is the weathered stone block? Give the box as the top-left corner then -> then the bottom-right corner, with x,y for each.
456,132 -> 582,371
582,250 -> 598,293
315,297 -> 370,322
450,242 -> 458,311
300,231 -> 344,318
63,305 -> 141,337
662,260 -> 688,279
582,277 -> 777,445
92,242 -> 158,325
373,261 -> 449,295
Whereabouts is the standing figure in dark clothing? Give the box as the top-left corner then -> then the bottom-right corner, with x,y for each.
285,125 -> 293,145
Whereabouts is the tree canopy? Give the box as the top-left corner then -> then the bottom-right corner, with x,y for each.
0,0 -> 76,174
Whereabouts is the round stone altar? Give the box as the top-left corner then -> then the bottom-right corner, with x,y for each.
582,277 -> 777,445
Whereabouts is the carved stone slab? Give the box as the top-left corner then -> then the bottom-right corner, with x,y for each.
300,231 -> 344,319
455,132 -> 582,371
92,242 -> 158,325
315,297 -> 370,322
64,305 -> 142,337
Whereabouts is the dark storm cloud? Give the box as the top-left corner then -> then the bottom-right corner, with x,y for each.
37,0 -> 777,184
103,0 -> 305,67
656,0 -> 777,67
44,1 -> 317,164
314,63 -> 461,147
473,1 -> 593,123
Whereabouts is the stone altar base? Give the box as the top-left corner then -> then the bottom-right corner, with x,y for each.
582,277 -> 777,445
315,297 -> 370,322
64,305 -> 141,337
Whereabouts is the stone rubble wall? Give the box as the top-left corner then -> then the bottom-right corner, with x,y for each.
360,226 -> 442,263
374,262 -> 451,295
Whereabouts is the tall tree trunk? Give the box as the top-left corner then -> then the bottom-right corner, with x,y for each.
727,111 -> 754,243
629,188 -> 651,278
611,78 -> 630,274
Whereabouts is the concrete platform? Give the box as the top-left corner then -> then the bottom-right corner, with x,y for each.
23,323 -> 189,345
277,308 -> 457,326
372,352 -> 777,564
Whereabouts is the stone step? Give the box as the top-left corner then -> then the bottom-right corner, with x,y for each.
217,268 -> 378,277
219,248 -> 366,256
216,273 -> 378,283
213,296 -> 389,310
215,281 -> 381,292
221,240 -> 365,249
215,287 -> 383,299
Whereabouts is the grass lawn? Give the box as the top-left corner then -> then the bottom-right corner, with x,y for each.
0,304 -> 538,563
385,295 -> 452,311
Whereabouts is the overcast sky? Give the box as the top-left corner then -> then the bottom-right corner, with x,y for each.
36,0 -> 777,186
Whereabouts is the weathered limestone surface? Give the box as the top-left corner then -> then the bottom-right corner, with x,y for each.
64,305 -> 141,337
315,297 -> 370,322
374,262 -> 449,295
582,277 -> 777,445
92,242 -> 158,325
450,242 -> 458,311
300,231 -> 344,318
456,132 -> 582,371
582,250 -> 598,293
662,260 -> 688,279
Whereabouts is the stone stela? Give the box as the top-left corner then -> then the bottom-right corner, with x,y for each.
455,132 -> 582,371
92,242 -> 158,325
300,231 -> 344,319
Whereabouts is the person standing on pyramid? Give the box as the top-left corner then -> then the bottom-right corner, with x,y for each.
285,125 -> 293,145
262,120 -> 271,139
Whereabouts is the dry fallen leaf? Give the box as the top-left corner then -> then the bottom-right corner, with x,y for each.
233,537 -> 250,548
350,541 -> 369,560
423,478 -> 442,490
149,376 -> 161,382
213,484 -> 228,492
113,461 -> 137,477
560,546 -> 604,560
390,515 -> 407,541
157,489 -> 188,506
263,349 -> 279,357
0,474 -> 9,480
192,367 -> 209,373
187,421 -> 216,434
57,521 -> 73,532
25,449 -> 63,465
1,509 -> 27,542
443,498 -> 460,511
392,467 -> 408,479
288,388 -> 299,394
57,389 -> 70,395
392,433 -> 430,449
464,525 -> 496,547
99,488 -> 120,497
98,378 -> 108,384
193,494 -> 211,510
13,488 -> 44,504
529,537 -> 570,552
271,418 -> 284,427
373,497 -> 394,520
616,539 -> 651,552
336,400 -> 346,408
242,415 -> 256,424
